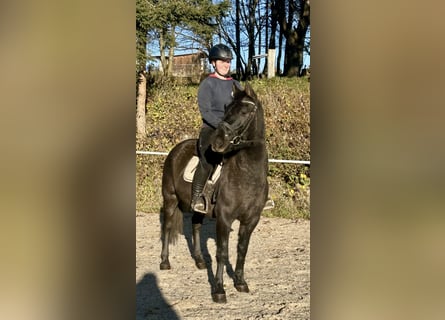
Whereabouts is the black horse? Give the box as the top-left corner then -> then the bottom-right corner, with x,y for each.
159,83 -> 269,303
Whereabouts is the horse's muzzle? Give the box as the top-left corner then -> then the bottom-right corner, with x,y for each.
211,123 -> 232,153
211,135 -> 229,153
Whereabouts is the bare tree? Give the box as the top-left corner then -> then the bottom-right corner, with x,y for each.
136,0 -> 150,139
282,0 -> 310,76
235,0 -> 242,78
136,71 -> 147,139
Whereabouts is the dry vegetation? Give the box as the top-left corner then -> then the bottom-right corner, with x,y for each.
136,77 -> 310,219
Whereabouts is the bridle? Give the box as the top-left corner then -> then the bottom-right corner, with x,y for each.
219,99 -> 263,148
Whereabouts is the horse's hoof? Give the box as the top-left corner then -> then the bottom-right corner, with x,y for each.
235,283 -> 250,293
194,257 -> 207,269
160,262 -> 171,270
212,292 -> 227,303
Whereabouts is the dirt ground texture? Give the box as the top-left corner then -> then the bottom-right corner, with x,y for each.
136,211 -> 310,319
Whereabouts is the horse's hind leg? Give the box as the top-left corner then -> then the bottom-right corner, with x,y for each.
160,205 -> 173,270
234,217 -> 260,292
192,213 -> 206,269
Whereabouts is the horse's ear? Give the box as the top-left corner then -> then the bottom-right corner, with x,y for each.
244,82 -> 257,100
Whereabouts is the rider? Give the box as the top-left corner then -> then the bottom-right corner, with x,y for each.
191,44 -> 275,214
191,44 -> 241,214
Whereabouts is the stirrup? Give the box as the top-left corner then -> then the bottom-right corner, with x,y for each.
192,196 -> 207,214
263,199 -> 275,211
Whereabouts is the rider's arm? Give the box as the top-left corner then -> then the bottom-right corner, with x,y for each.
197,80 -> 220,129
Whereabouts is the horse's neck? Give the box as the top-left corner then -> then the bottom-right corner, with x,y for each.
225,144 -> 267,167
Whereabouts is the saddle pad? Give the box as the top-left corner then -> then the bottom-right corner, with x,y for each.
183,156 -> 222,184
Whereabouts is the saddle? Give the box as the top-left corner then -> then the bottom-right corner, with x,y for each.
184,156 -> 222,214
183,156 -> 275,213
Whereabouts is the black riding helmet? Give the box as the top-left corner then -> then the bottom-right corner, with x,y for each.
208,44 -> 233,62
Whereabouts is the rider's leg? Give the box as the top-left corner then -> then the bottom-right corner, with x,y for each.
191,127 -> 214,214
191,161 -> 211,213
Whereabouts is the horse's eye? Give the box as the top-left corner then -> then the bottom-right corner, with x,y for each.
241,107 -> 249,115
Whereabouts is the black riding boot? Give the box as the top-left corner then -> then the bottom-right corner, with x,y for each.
191,164 -> 210,214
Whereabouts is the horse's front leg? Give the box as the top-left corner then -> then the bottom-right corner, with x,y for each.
212,219 -> 231,303
234,217 -> 260,292
192,213 -> 206,269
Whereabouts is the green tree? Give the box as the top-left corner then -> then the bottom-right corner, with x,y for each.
135,0 -> 230,138
185,0 -> 230,48
147,0 -> 230,76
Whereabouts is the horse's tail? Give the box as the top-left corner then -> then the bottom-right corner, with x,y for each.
161,205 -> 183,245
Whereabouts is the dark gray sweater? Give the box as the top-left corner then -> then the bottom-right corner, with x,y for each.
197,74 -> 241,129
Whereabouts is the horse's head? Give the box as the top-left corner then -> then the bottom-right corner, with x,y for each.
211,82 -> 264,153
